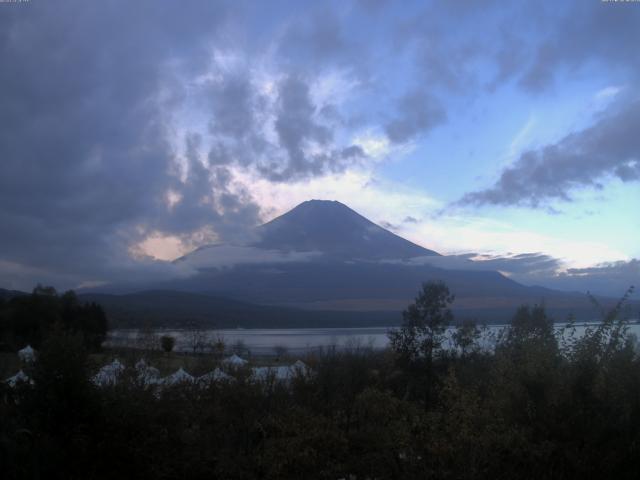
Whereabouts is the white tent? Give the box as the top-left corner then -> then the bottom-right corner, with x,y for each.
5,370 -> 32,387
93,359 -> 125,387
251,360 -> 312,383
163,367 -> 194,385
291,360 -> 309,374
197,368 -> 233,386
18,345 -> 36,363
135,359 -> 148,370
135,359 -> 160,385
222,354 -> 248,366
251,365 -> 293,383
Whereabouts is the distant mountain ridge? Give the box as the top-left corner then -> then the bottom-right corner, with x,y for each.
78,290 -> 396,329
78,200 -> 634,325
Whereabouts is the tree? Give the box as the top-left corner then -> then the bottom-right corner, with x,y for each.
274,344 -> 289,361
452,319 -> 481,357
1,286 -> 107,351
137,322 -> 159,351
160,335 -> 175,354
500,304 -> 557,358
388,281 -> 454,404
212,333 -> 226,359
232,339 -> 247,356
186,322 -> 208,355
388,281 -> 455,368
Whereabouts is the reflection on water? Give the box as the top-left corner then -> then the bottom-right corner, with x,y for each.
106,321 -> 640,356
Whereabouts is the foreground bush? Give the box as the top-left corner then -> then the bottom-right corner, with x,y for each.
1,285 -> 639,479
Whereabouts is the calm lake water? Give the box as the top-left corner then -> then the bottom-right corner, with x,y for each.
107,321 -> 640,356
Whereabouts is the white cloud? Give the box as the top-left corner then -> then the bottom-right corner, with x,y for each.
178,244 -> 321,269
399,214 -> 629,270
309,69 -> 360,107
227,161 -> 630,271
352,131 -> 391,159
132,233 -> 189,261
231,166 -> 440,225
595,85 -> 623,101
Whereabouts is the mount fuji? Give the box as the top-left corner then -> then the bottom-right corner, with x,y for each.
80,200 -> 617,327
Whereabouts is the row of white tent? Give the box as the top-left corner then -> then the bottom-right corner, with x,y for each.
91,353 -> 249,387
91,359 -> 236,387
91,357 -> 311,387
4,354 -> 311,389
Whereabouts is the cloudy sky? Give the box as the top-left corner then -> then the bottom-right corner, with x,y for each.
0,0 -> 638,295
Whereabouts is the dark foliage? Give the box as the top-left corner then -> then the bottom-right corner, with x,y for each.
160,335 -> 176,354
0,285 -> 108,351
1,284 -> 639,479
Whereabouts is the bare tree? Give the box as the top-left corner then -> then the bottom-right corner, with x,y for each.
137,322 -> 159,352
212,333 -> 226,360
274,344 -> 289,361
186,322 -> 209,355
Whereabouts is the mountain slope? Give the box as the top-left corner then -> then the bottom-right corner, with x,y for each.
254,200 -> 439,260
88,200 -> 629,324
78,290 -> 397,328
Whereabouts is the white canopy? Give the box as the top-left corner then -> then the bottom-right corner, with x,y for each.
18,345 -> 36,362
251,365 -> 294,382
5,370 -> 32,387
291,360 -> 309,373
92,359 -> 125,387
251,360 -> 312,383
222,354 -> 248,366
135,359 -> 160,385
163,367 -> 194,385
134,359 -> 148,370
197,368 -> 233,386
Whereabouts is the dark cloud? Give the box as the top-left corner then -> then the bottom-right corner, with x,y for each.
402,252 -> 562,278
159,133 -> 262,244
464,252 -> 562,276
0,1 -> 372,290
520,4 -> 640,92
384,90 -> 446,144
356,0 -> 391,12
567,259 -> 639,279
379,221 -> 399,232
1,0 -> 637,292
401,252 -> 637,297
272,76 -> 333,176
395,2 -> 640,96
565,259 -> 639,286
547,259 -> 639,298
207,75 -> 259,141
472,254 -> 639,298
202,72 -> 367,182
468,254 -> 639,298
277,8 -> 367,76
283,10 -> 346,63
459,99 -> 640,207
394,0 -> 522,94
0,1 -> 262,289
267,76 -> 367,180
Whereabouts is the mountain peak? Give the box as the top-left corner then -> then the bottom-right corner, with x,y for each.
255,200 -> 439,260
290,199 -> 351,213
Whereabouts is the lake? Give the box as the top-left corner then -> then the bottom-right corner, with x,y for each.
106,321 -> 640,356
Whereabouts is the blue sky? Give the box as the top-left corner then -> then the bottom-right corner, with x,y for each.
0,0 -> 638,295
